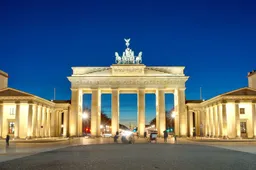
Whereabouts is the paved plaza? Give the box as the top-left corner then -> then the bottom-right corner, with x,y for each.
0,138 -> 256,170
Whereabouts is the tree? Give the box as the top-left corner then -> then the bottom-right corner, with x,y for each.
149,110 -> 174,129
82,107 -> 129,130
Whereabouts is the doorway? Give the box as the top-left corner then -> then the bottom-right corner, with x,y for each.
240,121 -> 247,138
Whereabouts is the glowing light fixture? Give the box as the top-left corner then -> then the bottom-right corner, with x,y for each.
82,112 -> 88,119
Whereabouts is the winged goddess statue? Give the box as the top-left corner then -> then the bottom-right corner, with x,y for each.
124,38 -> 130,48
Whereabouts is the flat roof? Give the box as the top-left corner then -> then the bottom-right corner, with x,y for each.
248,70 -> 256,77
0,70 -> 8,78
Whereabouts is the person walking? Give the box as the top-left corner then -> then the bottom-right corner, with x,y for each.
144,131 -> 147,138
164,130 -> 168,143
6,134 -> 10,147
174,134 -> 177,144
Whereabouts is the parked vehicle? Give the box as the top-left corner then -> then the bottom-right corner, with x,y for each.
102,133 -> 112,138
149,132 -> 158,143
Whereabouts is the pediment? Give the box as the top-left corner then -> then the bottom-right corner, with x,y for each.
0,88 -> 34,97
222,87 -> 256,96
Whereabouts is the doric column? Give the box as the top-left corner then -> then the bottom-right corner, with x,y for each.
188,111 -> 193,137
155,90 -> 160,134
211,106 -> 215,137
157,89 -> 165,137
0,103 -> 3,138
217,104 -> 223,137
43,107 -> 48,137
174,88 -> 187,136
32,104 -> 38,137
58,111 -> 62,136
201,109 -> 206,136
205,108 -> 209,136
222,103 -> 228,138
206,107 -> 210,136
235,102 -> 241,138
40,106 -> 44,137
91,89 -> 101,137
36,105 -> 41,137
70,88 -> 82,137
208,106 -> 213,137
137,88 -> 145,137
213,105 -> 219,137
55,111 -> 59,136
27,104 -> 33,138
251,102 -> 256,138
14,103 -> 20,138
111,88 -> 119,136
46,108 -> 50,137
196,111 -> 201,136
50,110 -> 56,137
63,110 -> 68,137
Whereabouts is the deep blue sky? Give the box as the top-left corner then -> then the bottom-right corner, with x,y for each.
1,0 -> 256,125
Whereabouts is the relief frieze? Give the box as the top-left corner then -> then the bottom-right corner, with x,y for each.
72,78 -> 186,88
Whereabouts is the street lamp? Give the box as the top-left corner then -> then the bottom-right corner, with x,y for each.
171,112 -> 176,118
82,112 -> 88,119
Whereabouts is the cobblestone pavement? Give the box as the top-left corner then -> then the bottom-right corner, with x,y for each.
0,142 -> 256,170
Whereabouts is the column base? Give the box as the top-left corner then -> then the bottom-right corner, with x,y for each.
222,136 -> 228,139
26,136 -> 32,140
236,136 -> 242,139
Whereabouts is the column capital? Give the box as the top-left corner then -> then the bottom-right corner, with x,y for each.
111,88 -> 119,91
137,88 -> 145,92
70,88 -> 78,91
235,100 -> 240,104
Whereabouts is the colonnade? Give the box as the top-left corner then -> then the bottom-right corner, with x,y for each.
70,88 -> 187,137
27,104 -> 52,138
190,102 -> 256,138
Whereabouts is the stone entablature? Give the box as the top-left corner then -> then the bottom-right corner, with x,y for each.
0,90 -> 55,107
69,65 -> 188,89
71,65 -> 186,77
69,77 -> 187,89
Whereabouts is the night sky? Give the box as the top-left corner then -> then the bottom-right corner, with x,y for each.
1,0 -> 256,125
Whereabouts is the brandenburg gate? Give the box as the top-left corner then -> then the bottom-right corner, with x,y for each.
68,39 -> 189,137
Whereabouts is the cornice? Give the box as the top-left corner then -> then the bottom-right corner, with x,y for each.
0,96 -> 55,107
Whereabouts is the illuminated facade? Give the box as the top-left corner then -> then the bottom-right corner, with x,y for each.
68,39 -> 189,137
0,70 -> 70,139
187,70 -> 256,139
1,39 -> 256,139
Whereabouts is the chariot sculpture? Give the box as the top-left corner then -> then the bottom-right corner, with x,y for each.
115,38 -> 143,64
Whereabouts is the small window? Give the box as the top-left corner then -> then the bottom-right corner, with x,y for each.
9,108 -> 15,115
240,108 -> 245,114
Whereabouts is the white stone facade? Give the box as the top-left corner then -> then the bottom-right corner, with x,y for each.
68,64 -> 189,137
0,88 -> 70,139
187,87 -> 256,139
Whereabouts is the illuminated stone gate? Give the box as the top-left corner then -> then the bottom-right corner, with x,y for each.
68,39 -> 189,137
